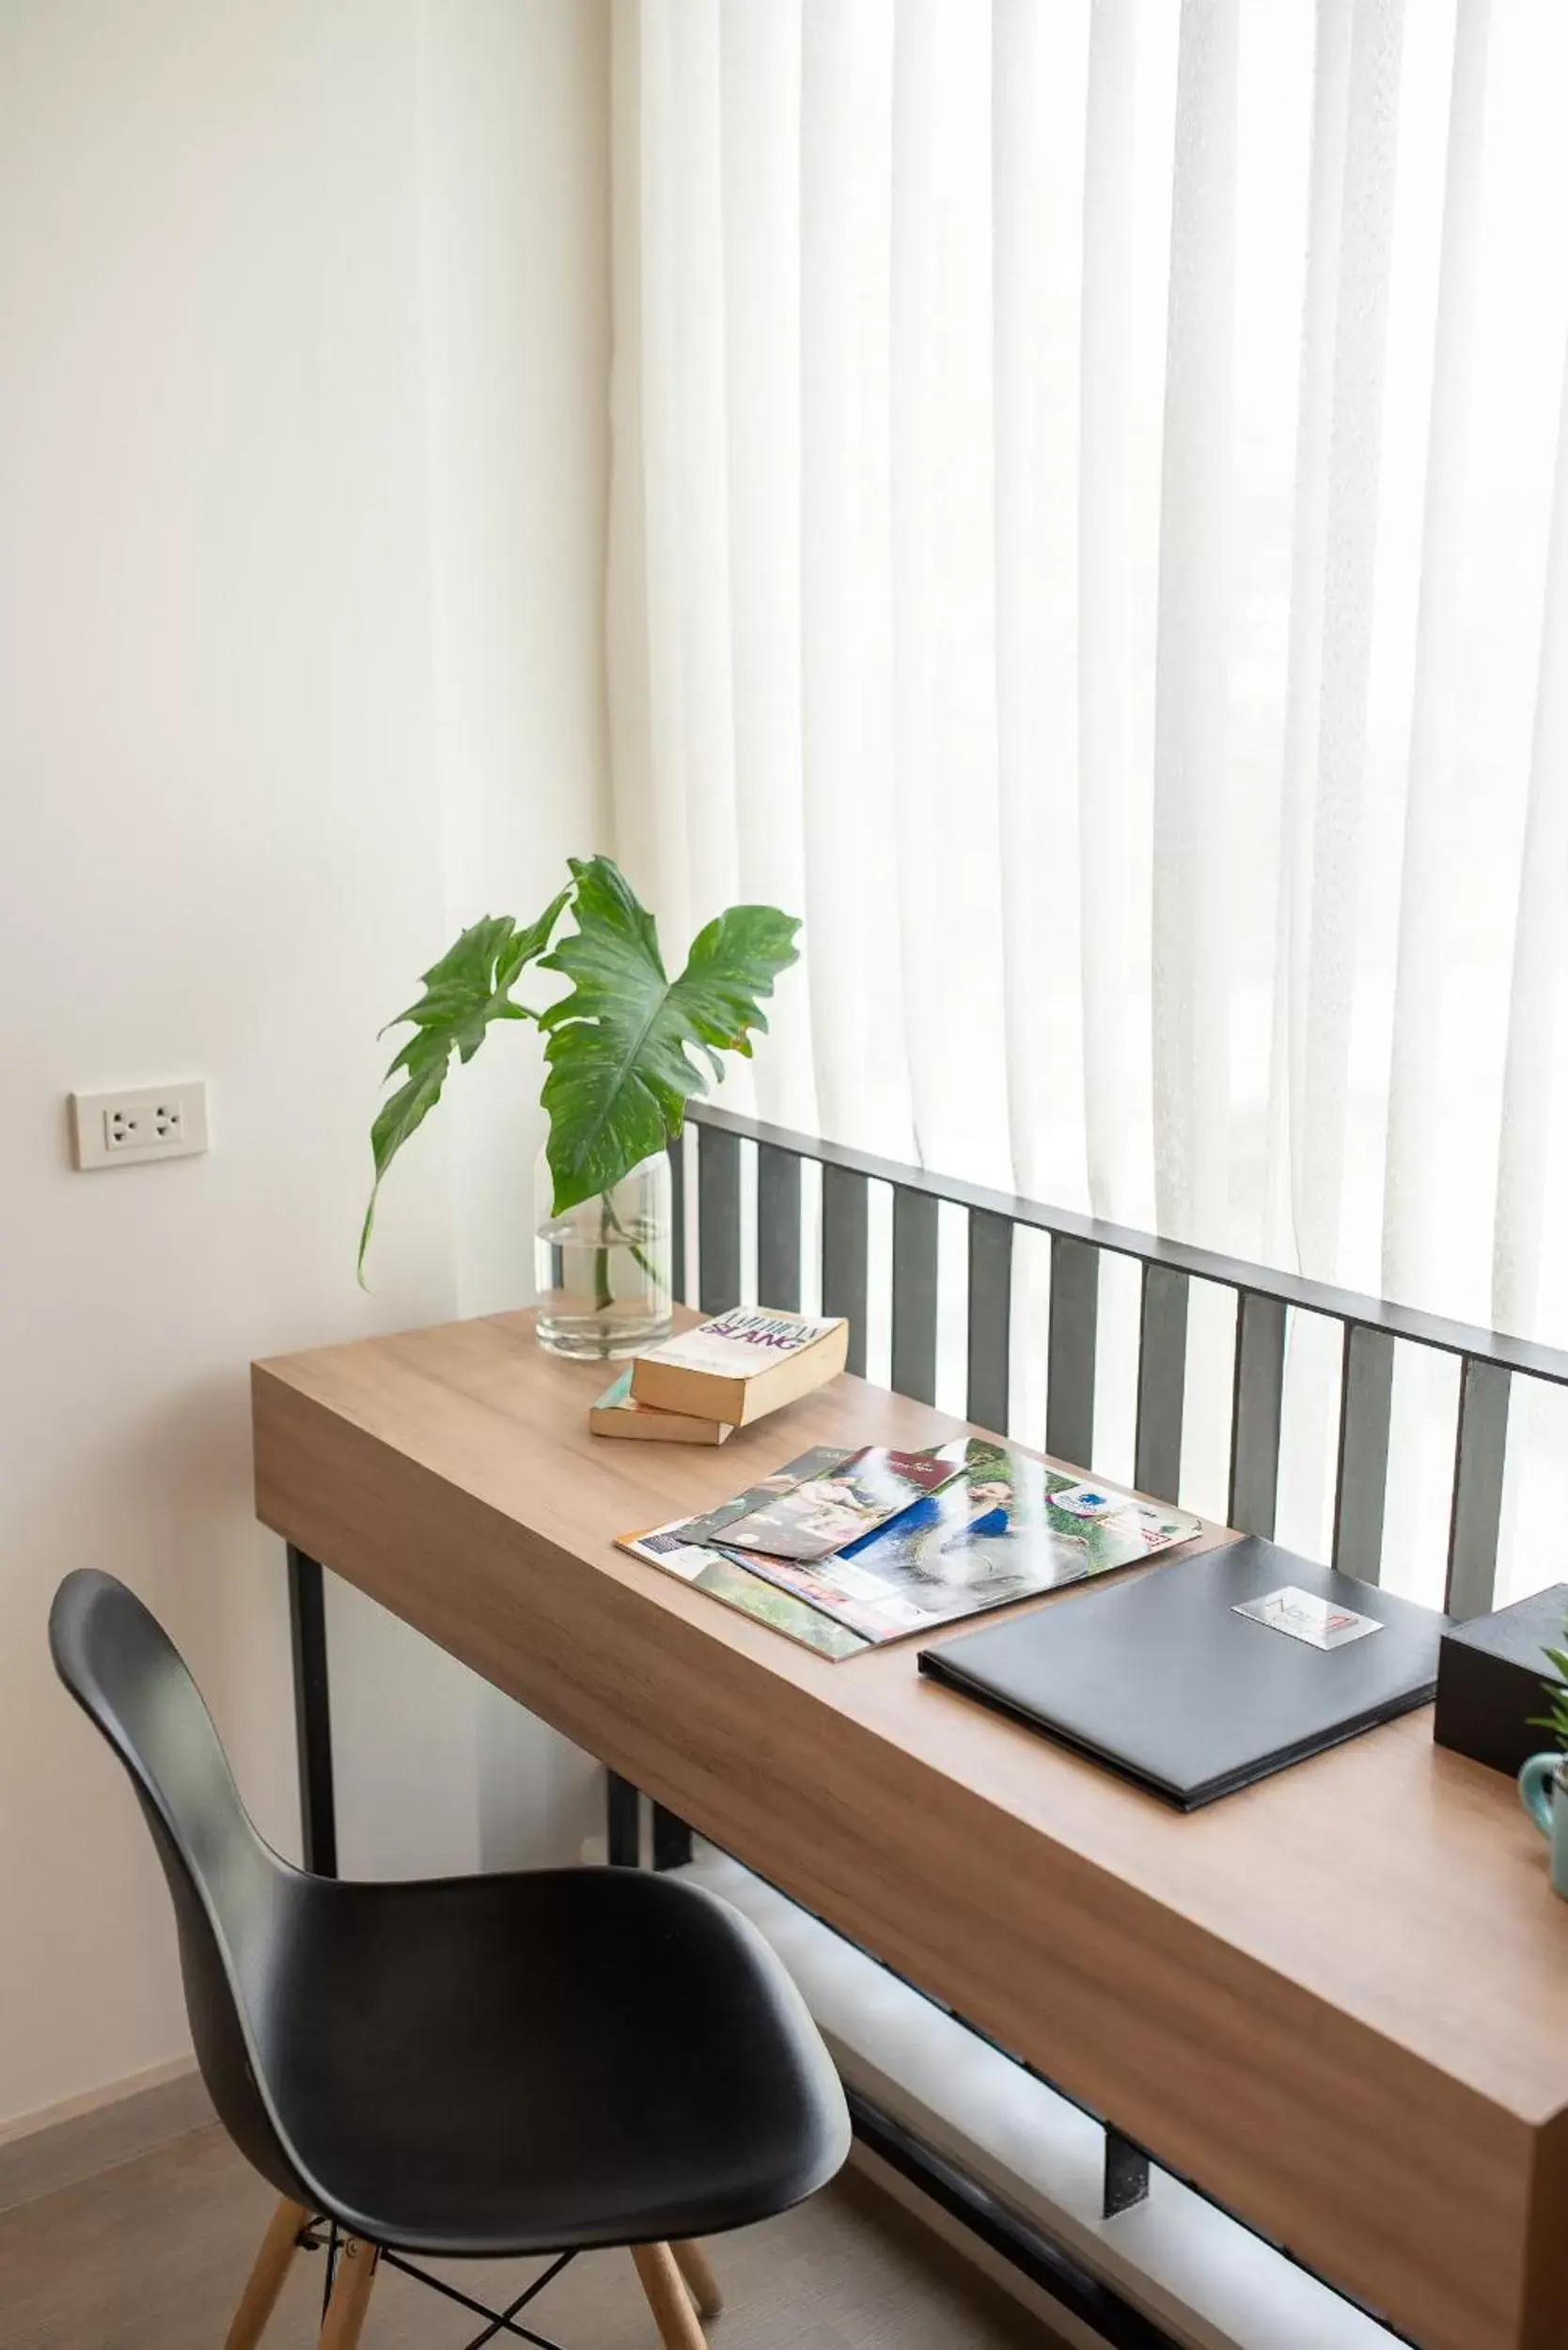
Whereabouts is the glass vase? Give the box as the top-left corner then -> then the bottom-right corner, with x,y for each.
532,1147 -> 673,1359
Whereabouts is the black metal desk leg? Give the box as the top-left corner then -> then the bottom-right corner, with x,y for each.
605,1771 -> 641,1866
1103,2126 -> 1151,2217
286,1545 -> 337,1878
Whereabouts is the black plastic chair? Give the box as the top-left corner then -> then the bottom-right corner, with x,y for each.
50,1569 -> 849,2350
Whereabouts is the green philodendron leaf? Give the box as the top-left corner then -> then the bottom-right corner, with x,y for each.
538,855 -> 801,1217
358,890 -> 571,1279
1530,1624 -> 1568,1748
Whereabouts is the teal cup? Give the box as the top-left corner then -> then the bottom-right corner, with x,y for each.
1519,1753 -> 1568,1897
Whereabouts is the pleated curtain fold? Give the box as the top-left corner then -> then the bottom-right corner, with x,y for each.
606,0 -> 1568,1355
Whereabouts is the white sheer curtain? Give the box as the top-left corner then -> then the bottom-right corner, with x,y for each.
607,0 -> 1568,1587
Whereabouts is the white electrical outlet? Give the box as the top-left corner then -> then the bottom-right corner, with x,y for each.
71,1081 -> 211,1170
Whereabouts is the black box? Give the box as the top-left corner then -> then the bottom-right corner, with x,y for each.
1433,1583 -> 1568,1778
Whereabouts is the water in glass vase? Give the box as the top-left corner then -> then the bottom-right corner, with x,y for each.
533,1147 -> 673,1358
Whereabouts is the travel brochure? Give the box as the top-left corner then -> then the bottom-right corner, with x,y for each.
714,1445 -> 959,1561
619,1436 -> 1202,1659
621,1527 -> 872,1661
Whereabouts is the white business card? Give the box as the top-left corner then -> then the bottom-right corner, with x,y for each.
1232,1585 -> 1384,1651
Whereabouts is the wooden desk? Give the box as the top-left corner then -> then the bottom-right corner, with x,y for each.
252,1308 -> 1568,2350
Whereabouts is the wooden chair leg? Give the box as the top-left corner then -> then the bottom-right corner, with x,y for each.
318,2236 -> 381,2350
631,2242 -> 708,2349
671,2239 -> 724,2317
224,2196 -> 313,2350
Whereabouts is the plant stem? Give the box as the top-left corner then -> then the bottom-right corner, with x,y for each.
594,1193 -> 613,1313
602,1193 -> 663,1290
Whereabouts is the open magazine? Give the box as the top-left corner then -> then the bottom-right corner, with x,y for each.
618,1437 -> 1202,1659
621,1525 -> 871,1660
713,1445 -> 959,1561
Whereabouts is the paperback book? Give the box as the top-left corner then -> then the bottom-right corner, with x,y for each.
628,1308 -> 849,1426
588,1369 -> 732,1445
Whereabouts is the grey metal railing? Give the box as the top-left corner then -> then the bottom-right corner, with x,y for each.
676,1104 -> 1568,1618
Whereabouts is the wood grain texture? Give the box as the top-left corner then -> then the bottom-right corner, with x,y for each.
318,2236 -> 378,2349
631,2243 -> 708,2350
223,2197 -> 310,2350
673,2238 -> 724,2316
252,1308 -> 1568,2350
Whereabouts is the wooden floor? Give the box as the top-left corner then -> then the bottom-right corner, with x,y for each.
0,2123 -> 1066,2349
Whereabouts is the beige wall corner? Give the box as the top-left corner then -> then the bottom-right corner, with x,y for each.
0,0 -> 612,2129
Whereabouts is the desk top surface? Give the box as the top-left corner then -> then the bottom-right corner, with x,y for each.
254,1305 -> 1568,2131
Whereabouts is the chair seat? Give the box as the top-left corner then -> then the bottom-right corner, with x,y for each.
261,1861 -> 850,2258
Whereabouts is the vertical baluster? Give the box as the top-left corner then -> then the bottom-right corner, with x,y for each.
1332,1324 -> 1395,1585
822,1165 -> 870,1376
1446,1357 -> 1511,1619
1046,1236 -> 1099,1469
891,1187 -> 940,1404
966,1212 -> 1013,1434
697,1122 -> 742,1315
1134,1264 -> 1188,1503
667,1135 -> 687,1308
757,1144 -> 802,1310
1229,1292 -> 1285,1537
651,1805 -> 694,1871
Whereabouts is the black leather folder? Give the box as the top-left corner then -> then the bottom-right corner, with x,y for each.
917,1537 -> 1447,1809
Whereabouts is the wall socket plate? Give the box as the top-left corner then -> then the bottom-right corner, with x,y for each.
71,1080 -> 211,1170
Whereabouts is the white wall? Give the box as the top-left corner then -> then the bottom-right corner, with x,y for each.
0,0 -> 610,2128
333,0 -> 617,1888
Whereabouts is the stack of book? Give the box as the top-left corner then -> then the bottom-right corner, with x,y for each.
589,1308 -> 849,1445
617,1438 -> 1203,1660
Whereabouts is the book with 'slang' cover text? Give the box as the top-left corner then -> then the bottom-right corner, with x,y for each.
628,1308 -> 849,1426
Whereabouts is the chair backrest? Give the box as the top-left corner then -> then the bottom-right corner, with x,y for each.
49,1569 -> 312,2205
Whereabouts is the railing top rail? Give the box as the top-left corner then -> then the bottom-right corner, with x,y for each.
687,1103 -> 1568,1391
